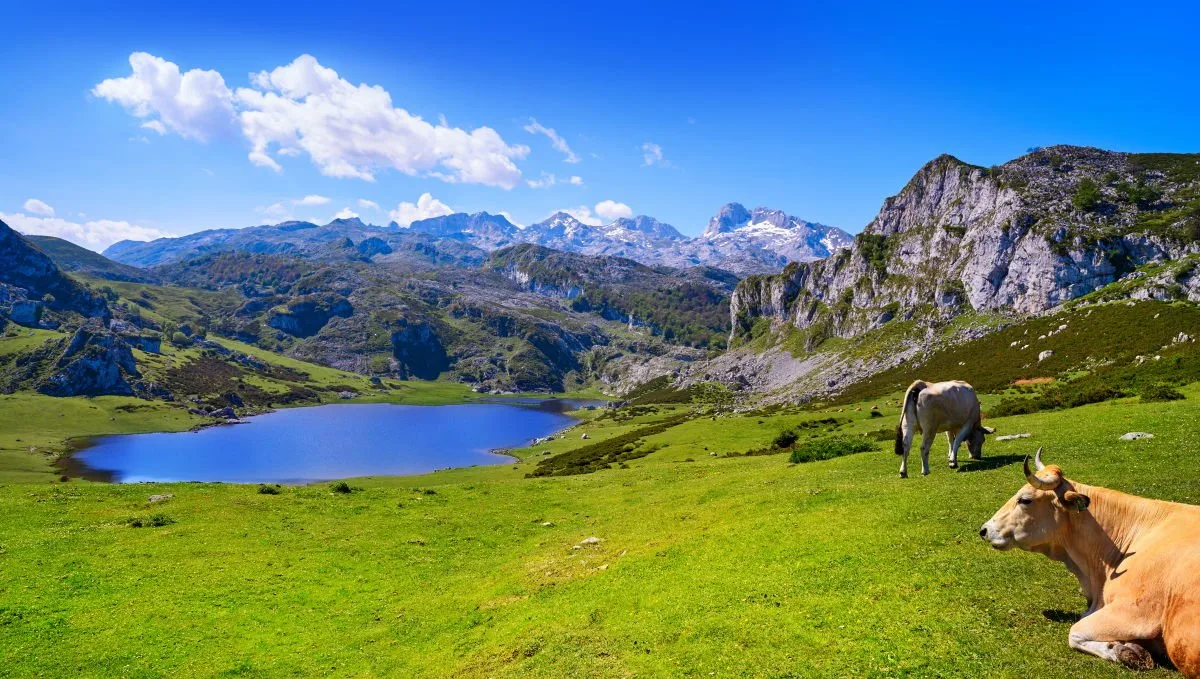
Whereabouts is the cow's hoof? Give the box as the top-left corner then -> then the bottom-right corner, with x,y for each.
1116,643 -> 1154,671
948,462 -> 958,469
970,453 -> 982,461
921,470 -> 930,476
899,472 -> 908,479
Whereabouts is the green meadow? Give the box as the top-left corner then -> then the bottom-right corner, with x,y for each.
1,379 -> 1196,676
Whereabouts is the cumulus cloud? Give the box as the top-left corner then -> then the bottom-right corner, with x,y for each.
557,206 -> 603,227
1,212 -> 173,252
95,52 -> 531,188
389,192 -> 454,227
498,211 -> 524,228
641,142 -> 669,167
23,198 -> 54,216
523,119 -> 580,164
92,52 -> 236,142
235,55 -> 529,186
358,198 -> 379,210
295,194 -> 330,206
333,207 -> 359,220
595,200 -> 633,220
256,202 -> 290,220
568,175 -> 584,186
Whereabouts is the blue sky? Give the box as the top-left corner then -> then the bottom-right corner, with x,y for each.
2,1 -> 1198,251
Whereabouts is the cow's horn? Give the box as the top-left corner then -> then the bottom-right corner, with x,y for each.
1034,446 -> 1046,471
1024,448 -> 1061,490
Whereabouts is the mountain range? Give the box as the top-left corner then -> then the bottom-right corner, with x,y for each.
103,204 -> 852,276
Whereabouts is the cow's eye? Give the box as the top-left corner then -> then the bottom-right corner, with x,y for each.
1017,496 -> 1033,506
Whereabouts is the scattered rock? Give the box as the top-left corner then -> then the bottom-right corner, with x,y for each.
148,493 -> 174,503
1038,350 -> 1054,362
995,433 -> 1031,441
580,433 -> 590,440
337,391 -> 357,399
580,536 -> 602,545
541,521 -> 554,527
1119,432 -> 1155,441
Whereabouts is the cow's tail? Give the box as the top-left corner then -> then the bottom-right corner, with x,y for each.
895,380 -> 928,456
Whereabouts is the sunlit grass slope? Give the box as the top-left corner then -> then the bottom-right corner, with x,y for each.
1,385 -> 1196,677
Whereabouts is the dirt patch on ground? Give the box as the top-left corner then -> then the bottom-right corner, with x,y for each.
1013,377 -> 1055,386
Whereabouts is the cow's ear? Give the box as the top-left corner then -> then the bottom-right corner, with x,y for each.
981,426 -> 996,435
1063,490 -> 1090,512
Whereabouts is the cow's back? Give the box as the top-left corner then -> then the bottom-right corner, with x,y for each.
915,381 -> 979,433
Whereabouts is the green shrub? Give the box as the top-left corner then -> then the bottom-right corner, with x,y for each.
329,481 -> 353,494
258,484 -> 282,495
772,430 -> 799,449
1072,177 -> 1102,212
789,437 -> 877,464
1141,384 -> 1185,402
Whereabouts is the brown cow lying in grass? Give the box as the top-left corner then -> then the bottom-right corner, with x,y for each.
894,380 -> 994,477
980,448 -> 1200,676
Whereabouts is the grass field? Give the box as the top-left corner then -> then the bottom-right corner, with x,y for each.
1,380 -> 1196,676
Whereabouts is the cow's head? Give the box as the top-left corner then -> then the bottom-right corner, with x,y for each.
966,424 -> 995,460
978,447 -> 1090,551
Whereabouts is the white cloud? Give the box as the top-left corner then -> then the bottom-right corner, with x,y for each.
236,55 -> 529,186
595,200 -> 633,220
498,211 -> 524,228
389,192 -> 454,227
92,52 -> 235,142
1,212 -> 173,252
358,198 -> 379,210
641,142 -> 668,167
526,172 -> 585,189
256,202 -> 290,221
96,52 -> 531,188
23,199 -> 54,217
295,194 -> 330,206
557,206 -> 602,226
523,119 -> 580,164
333,207 -> 359,220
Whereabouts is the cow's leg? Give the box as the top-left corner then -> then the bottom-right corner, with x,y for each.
1068,607 -> 1159,670
898,425 -> 916,479
949,421 -> 972,469
919,432 -> 933,476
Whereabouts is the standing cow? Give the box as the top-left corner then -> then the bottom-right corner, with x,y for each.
895,379 -> 994,478
980,449 -> 1200,676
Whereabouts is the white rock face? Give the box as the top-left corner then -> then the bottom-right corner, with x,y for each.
730,147 -> 1200,344
1120,432 -> 1155,441
1038,350 -> 1054,362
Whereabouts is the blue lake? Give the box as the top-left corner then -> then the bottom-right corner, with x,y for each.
69,401 -> 586,484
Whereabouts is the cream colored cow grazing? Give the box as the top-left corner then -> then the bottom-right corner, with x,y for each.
894,380 -> 993,478
980,449 -> 1200,676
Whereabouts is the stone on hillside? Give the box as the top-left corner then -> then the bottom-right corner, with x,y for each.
36,324 -> 140,397
148,493 -> 174,503
8,300 -> 43,326
995,433 -> 1031,441
1119,432 -> 1154,441
580,536 -> 601,545
581,433 -> 590,439
210,407 -> 237,419
1038,350 -> 1054,362
338,391 -> 357,399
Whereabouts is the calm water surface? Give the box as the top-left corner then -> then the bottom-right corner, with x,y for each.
70,401 -> 589,484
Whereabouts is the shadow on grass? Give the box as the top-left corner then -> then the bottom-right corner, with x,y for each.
957,454 -> 1026,473
1043,609 -> 1082,624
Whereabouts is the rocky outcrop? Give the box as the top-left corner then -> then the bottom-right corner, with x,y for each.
36,324 -> 140,397
730,147 -> 1200,344
267,295 -> 353,337
0,219 -> 109,321
389,318 -> 449,380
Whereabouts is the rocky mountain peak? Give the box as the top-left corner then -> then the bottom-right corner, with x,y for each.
704,203 -> 752,238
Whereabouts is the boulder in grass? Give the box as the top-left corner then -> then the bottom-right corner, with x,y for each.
1120,432 -> 1154,441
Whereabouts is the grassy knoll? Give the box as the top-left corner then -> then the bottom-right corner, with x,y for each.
1,382 -> 1197,676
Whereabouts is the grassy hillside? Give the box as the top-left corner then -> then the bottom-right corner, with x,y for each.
1,383 -> 1196,676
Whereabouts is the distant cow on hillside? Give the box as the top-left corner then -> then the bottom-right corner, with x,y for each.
980,449 -> 1200,676
895,380 -> 993,478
